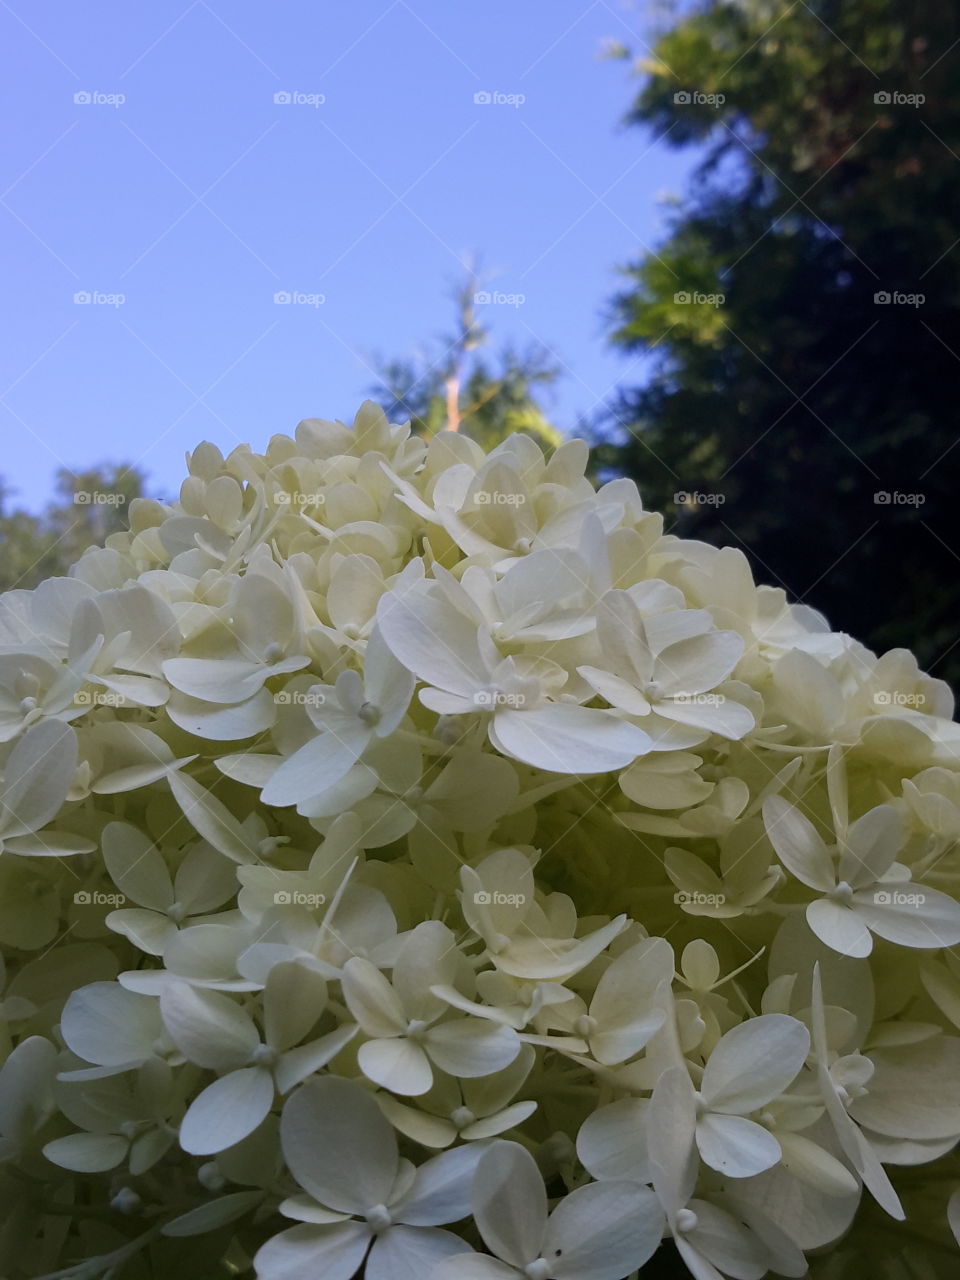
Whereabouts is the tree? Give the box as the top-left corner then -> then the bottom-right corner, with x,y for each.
0,464 -> 147,592
598,0 -> 960,684
370,263 -> 565,453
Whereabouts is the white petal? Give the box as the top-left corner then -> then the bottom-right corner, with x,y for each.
376,584 -> 487,696
839,805 -> 903,888
43,1132 -> 128,1172
341,958 -> 408,1038
806,899 -> 873,958
547,1182 -> 664,1280
577,1098 -> 652,1184
425,1021 -> 520,1079
490,706 -> 651,775
60,982 -> 160,1067
166,688 -> 277,740
254,1222 -> 371,1280
473,1141 -> 546,1267
280,1076 -> 398,1214
160,981 -> 259,1070
394,1144 -> 484,1225
1,719 -> 77,835
359,1037 -> 434,1096
179,1067 -> 274,1155
167,771 -> 261,863
366,1226 -> 469,1280
102,822 -> 173,910
762,796 -> 835,892
696,1113 -> 782,1178
853,886 -> 960,950
261,731 -> 367,808
702,1015 -> 809,1113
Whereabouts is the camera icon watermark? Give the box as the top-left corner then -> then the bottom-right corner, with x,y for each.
274,290 -> 325,307
673,89 -> 725,107
74,890 -> 126,906
873,491 -> 925,506
873,690 -> 926,708
274,689 -> 326,707
673,490 -> 725,507
273,490 -> 326,506
674,890 -> 727,908
873,889 -> 925,906
473,290 -> 525,308
273,890 -> 326,906
874,90 -> 924,107
74,688 -> 127,708
473,890 -> 526,906
674,290 -> 725,307
474,489 -> 526,506
73,291 -> 126,308
473,690 -> 527,709
274,90 -> 325,107
473,90 -> 525,108
73,490 -> 126,506
74,90 -> 125,108
873,290 -> 924,307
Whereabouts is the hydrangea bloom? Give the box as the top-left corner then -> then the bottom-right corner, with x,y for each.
1,403 -> 960,1278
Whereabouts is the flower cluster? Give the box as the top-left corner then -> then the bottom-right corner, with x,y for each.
1,403 -> 959,1278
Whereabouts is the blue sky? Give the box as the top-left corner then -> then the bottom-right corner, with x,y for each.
1,0 -> 697,510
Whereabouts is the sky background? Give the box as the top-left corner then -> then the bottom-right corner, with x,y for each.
0,0 -> 698,510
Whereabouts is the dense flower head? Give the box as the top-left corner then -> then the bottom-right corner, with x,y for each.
1,403 -> 959,1278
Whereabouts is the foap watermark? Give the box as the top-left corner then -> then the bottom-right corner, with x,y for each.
274,91 -> 326,107
473,290 -> 525,308
671,692 -> 727,707
74,890 -> 126,906
273,890 -> 327,907
673,90 -> 725,108
74,291 -> 125,308
873,889 -> 925,907
75,689 -> 127,708
74,490 -> 126,506
874,90 -> 925,107
674,890 -> 727,908
874,690 -> 927,708
674,490 -> 725,507
275,689 -> 326,707
874,290 -> 924,307
874,491 -> 925,506
474,489 -> 526,506
473,90 -> 525,108
273,490 -> 326,507
274,290 -> 325,307
474,690 -> 527,709
674,290 -> 725,307
473,890 -> 526,906
74,90 -> 125,108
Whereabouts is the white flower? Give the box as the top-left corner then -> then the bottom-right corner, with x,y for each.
102,822 -> 237,955
375,572 -> 653,775
433,1139 -> 663,1280
260,626 -> 414,811
159,964 -> 357,1153
342,922 -> 520,1096
763,796 -> 960,956
255,1076 -> 484,1280
651,1014 -> 810,1179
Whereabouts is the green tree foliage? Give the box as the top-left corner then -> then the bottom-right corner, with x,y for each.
599,0 -> 960,683
370,265 -> 565,453
0,465 -> 146,592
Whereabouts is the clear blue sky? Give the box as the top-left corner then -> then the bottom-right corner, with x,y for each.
1,0 -> 697,510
